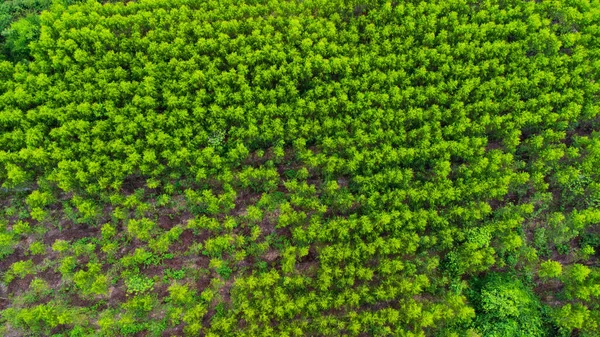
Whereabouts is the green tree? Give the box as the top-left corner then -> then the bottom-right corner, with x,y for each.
471,273 -> 545,337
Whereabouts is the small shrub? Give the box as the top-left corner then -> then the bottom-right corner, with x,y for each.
5,259 -> 34,283
28,241 -> 45,255
539,260 -> 563,280
125,274 -> 154,294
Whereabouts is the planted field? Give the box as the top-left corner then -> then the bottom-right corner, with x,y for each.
1,0 -> 600,336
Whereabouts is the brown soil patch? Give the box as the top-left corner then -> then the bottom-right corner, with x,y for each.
158,211 -> 192,230
7,274 -> 33,296
108,282 -> 127,307
296,246 -> 319,275
263,249 -> 280,263
163,256 -> 186,269
39,268 -> 62,289
337,176 -> 349,188
236,255 -> 254,270
133,330 -> 148,337
69,293 -> 96,308
566,116 -> 600,142
486,139 -> 504,151
258,209 -> 280,240
196,256 -> 210,269
194,230 -> 212,247
155,283 -> 170,299
161,324 -> 184,337
535,279 -> 564,306
49,326 -> 70,335
196,276 -> 211,292
243,151 -> 270,167
230,190 -> 261,217
172,229 -> 198,254
43,224 -> 100,245
219,279 -> 234,304
143,264 -> 166,278
0,296 -> 8,311
201,312 -> 213,336
122,175 -> 148,195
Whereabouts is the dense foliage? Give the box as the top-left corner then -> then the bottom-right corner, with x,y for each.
0,0 -> 599,336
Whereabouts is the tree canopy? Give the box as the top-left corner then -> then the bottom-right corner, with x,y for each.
1,0 -> 600,336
